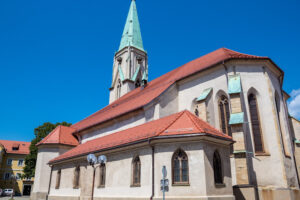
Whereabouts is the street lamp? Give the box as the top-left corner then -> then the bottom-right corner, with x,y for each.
87,153 -> 107,200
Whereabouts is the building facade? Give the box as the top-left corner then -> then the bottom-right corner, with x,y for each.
0,140 -> 33,196
31,0 -> 300,200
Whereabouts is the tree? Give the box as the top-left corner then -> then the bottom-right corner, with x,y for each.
23,122 -> 72,178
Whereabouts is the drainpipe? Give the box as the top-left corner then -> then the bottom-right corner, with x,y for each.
46,165 -> 53,200
149,139 -> 155,200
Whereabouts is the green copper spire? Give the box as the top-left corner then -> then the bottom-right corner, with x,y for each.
119,0 -> 144,51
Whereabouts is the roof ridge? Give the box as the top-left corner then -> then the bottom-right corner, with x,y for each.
185,111 -> 205,132
156,110 -> 187,136
58,125 -> 62,143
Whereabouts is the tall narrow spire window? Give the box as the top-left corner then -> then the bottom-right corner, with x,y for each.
218,95 -> 231,136
116,79 -> 122,99
172,149 -> 189,185
248,94 -> 264,153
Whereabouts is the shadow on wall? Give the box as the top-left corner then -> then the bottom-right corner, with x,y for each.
233,187 -> 246,200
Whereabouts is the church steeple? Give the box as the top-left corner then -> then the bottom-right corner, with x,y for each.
109,0 -> 148,103
119,0 -> 144,52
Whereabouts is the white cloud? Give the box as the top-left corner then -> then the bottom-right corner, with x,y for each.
288,89 -> 300,119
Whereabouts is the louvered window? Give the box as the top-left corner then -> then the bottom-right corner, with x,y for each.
213,151 -> 223,184
172,149 -> 189,185
218,95 -> 231,136
248,94 -> 264,153
132,156 -> 141,186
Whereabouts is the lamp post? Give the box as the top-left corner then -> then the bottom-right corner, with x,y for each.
87,154 -> 107,200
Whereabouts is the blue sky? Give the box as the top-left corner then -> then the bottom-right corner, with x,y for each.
0,0 -> 299,142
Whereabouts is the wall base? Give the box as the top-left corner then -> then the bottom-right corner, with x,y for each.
45,196 -> 235,200
258,187 -> 300,200
233,185 -> 300,200
30,192 -> 48,200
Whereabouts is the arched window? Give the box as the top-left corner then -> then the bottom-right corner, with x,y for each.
213,151 -> 223,184
218,95 -> 231,136
55,169 -> 61,189
98,163 -> 106,187
132,156 -> 141,186
248,94 -> 264,153
73,166 -> 80,189
116,79 -> 121,99
172,149 -> 189,184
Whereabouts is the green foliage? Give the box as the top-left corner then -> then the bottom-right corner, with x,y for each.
23,122 -> 72,179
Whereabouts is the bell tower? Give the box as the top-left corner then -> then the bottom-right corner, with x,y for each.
109,0 -> 148,103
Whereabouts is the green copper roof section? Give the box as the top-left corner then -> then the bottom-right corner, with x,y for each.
294,139 -> 300,144
196,88 -> 212,102
119,0 -> 144,52
131,65 -> 140,82
118,65 -> 125,81
228,74 -> 241,94
229,112 -> 244,125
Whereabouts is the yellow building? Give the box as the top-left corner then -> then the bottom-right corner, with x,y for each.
0,140 -> 33,196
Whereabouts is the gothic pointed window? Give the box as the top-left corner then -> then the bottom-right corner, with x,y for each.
55,169 -> 61,189
98,163 -> 106,187
172,149 -> 189,185
218,95 -> 231,136
213,151 -> 223,184
73,166 -> 80,189
248,94 -> 264,153
116,79 -> 121,99
132,156 -> 141,186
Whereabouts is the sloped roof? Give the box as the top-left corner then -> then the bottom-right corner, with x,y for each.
37,125 -> 78,146
50,110 -> 232,164
0,140 -> 30,155
72,48 -> 276,133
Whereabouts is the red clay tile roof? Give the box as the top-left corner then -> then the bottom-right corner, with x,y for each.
50,110 -> 232,164
71,48 -> 276,133
37,125 -> 79,146
0,140 -> 30,155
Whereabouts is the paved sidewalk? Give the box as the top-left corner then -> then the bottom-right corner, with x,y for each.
0,197 -> 30,200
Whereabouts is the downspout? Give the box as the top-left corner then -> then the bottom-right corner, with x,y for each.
46,165 -> 53,200
149,139 -> 155,200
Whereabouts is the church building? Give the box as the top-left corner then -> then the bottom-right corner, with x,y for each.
31,0 -> 300,199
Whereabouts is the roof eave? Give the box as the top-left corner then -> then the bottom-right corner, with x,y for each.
49,132 -> 233,165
